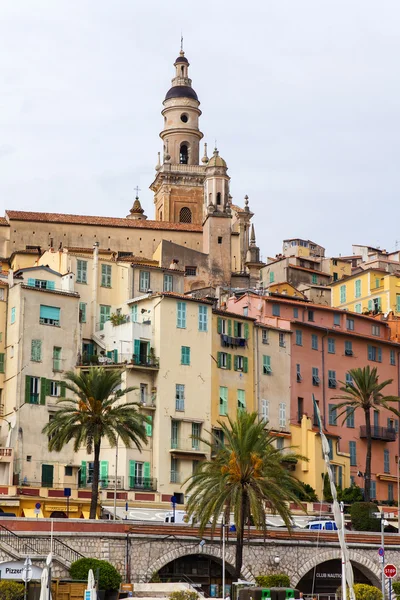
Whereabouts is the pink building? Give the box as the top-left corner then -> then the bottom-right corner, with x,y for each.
228,293 -> 400,503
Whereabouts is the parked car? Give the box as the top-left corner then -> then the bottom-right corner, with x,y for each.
307,520 -> 338,531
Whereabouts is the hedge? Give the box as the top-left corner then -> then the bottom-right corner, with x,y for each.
70,558 -> 122,591
255,575 -> 291,587
0,581 -> 25,600
350,502 -> 380,532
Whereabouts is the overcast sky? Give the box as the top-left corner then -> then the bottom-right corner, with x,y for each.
1,1 -> 399,260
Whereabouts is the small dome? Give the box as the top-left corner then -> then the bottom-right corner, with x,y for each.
175,55 -> 189,64
206,148 -> 227,169
131,199 -> 144,214
165,85 -> 198,102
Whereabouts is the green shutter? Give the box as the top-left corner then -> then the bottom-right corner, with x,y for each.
46,380 -> 51,396
107,351 -> 113,359
244,323 -> 249,339
144,462 -> 151,483
227,354 -> 232,370
100,461 -> 108,487
234,355 -> 238,371
227,319 -> 232,335
25,376 -> 31,404
0,353 -> 4,373
243,357 -> 248,373
113,349 -> 118,363
217,317 -> 222,333
368,300 -> 373,311
234,321 -> 239,337
40,378 -> 46,405
134,339 -> 140,360
146,415 -> 153,437
60,382 -> 66,398
129,460 -> 136,488
80,461 -> 87,486
217,352 -> 221,368
27,278 -> 35,287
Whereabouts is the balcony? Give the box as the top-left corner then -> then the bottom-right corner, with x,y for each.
129,476 -> 157,491
81,353 -> 160,370
170,440 -> 208,455
360,426 -> 396,442
220,334 -> 247,349
0,448 -> 12,462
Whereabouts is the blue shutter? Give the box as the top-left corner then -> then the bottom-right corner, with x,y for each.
47,281 -> 55,290
134,339 -> 141,361
27,278 -> 35,287
40,306 -> 60,320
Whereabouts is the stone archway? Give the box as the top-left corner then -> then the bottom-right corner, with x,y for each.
293,549 -> 381,589
144,543 -> 253,582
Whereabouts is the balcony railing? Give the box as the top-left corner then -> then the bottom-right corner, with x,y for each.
129,476 -> 157,491
80,354 -> 159,369
79,476 -> 125,490
170,471 -> 181,484
360,426 -> 396,442
171,440 -> 207,454
220,334 -> 247,348
0,448 -> 12,457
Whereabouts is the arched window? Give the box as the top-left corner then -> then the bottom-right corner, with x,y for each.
159,211 -> 163,221
179,207 -> 192,223
181,66 -> 184,77
216,192 -> 221,206
180,144 -> 189,164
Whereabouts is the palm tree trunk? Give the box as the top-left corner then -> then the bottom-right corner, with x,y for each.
234,494 -> 247,581
364,408 -> 372,502
90,441 -> 101,519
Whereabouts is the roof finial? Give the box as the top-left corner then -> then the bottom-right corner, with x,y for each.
180,32 -> 184,55
134,185 -> 141,200
201,142 -> 209,164
244,195 -> 249,212
250,223 -> 256,245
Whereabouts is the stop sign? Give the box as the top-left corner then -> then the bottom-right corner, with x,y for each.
384,564 -> 397,578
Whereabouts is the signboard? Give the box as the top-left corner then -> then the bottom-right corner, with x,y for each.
0,561 -> 42,581
378,547 -> 385,557
384,564 -> 397,579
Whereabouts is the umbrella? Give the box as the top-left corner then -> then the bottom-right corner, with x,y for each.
39,553 -> 52,600
87,568 -> 97,600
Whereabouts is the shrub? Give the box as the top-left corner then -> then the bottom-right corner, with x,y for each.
70,558 -> 122,591
338,484 -> 364,504
392,582 -> 400,598
255,574 -> 290,587
0,581 -> 24,600
169,592 -> 199,600
337,584 -> 382,600
350,502 -> 380,532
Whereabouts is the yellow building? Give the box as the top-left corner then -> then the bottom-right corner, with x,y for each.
211,310 -> 255,434
331,268 -> 400,315
291,416 -> 350,498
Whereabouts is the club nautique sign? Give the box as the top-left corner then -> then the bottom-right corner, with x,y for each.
0,561 -> 43,580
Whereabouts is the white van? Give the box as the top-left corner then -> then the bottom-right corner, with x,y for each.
164,510 -> 193,524
307,520 -> 338,531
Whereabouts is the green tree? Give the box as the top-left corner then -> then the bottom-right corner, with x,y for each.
338,484 -> 364,504
0,581 -> 24,600
185,411 -> 304,580
350,502 -> 380,532
70,557 -> 122,591
333,366 -> 400,502
43,367 -> 148,518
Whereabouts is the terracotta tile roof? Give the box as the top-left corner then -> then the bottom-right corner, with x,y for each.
293,320 -> 399,347
130,263 -> 185,274
65,247 -> 115,255
21,284 -> 80,298
5,211 -> 203,232
230,204 -> 243,212
330,267 -> 391,285
288,264 -> 331,276
0,217 -> 9,226
155,291 -> 214,305
213,308 -> 256,321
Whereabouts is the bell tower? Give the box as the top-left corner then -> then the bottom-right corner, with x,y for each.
150,49 -> 206,225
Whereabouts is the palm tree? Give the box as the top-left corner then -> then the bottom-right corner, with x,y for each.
185,411 -> 304,580
334,366 -> 400,502
43,367 -> 148,518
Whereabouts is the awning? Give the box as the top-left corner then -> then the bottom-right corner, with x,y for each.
81,509 -> 98,520
23,507 -> 44,519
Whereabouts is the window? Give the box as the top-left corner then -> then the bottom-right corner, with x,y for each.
349,441 -> 357,466
390,350 -> 396,366
311,334 -> 318,350
387,418 -> 397,432
101,264 -> 112,288
276,437 -> 284,450
279,332 -> 285,347
237,389 -> 246,411
139,270 -> 150,292
198,306 -> 208,331
333,272 -> 338,281
388,483 -> 394,502
217,352 -> 231,369
374,411 -> 379,427
177,302 -> 186,328
355,279 -> 361,298
370,480 -> 376,500
293,307 -> 299,318
272,304 -> 280,317
79,302 -> 87,323
279,403 -> 286,428
312,367 -> 320,386
296,363 -> 302,382
99,305 -> 111,330
234,320 -> 245,338
355,303 -> 362,314
65,466 -> 73,477
297,397 -> 304,422
346,318 -> 354,331
368,345 -> 382,362
327,438 -> 333,460
219,386 -> 228,416
50,381 -> 60,397
175,384 -> 185,411
346,407 -> 355,428
369,297 -> 382,312
261,399 -> 269,421
140,383 -> 148,404
27,278 -> 55,290
397,295 -> 400,313
0,288 -> 4,301
328,404 -> 337,425
185,266 -> 197,276
31,340 -> 42,362
334,313 -> 341,326
384,449 -> 390,474
372,324 -> 380,336
25,376 -> 41,405
53,347 -> 62,371
130,304 -> 138,323
170,457 -> 179,482
218,236 -> 222,244
192,423 -> 201,450
328,370 -> 337,389
218,318 -> 228,335
179,144 -> 189,165
312,274 -> 318,284
327,338 -> 335,353
295,330 -> 303,346
10,307 -> 16,324
269,271 -> 274,283
263,355 -> 272,375
234,355 -> 248,372
308,310 -> 314,322
345,340 -> 353,356
0,354 -> 4,373
243,306 -> 248,317
340,285 -> 346,304
39,305 -> 60,326
181,346 -> 190,365
163,274 -> 173,292
262,329 -> 269,344
76,260 -> 88,284
171,421 -> 179,448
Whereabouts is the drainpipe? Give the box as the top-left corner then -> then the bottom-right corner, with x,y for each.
92,243 -> 99,336
321,330 -> 328,429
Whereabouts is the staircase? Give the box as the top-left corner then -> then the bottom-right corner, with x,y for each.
0,524 -> 84,568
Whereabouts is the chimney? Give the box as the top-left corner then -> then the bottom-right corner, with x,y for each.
8,269 -> 14,288
169,259 -> 179,270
